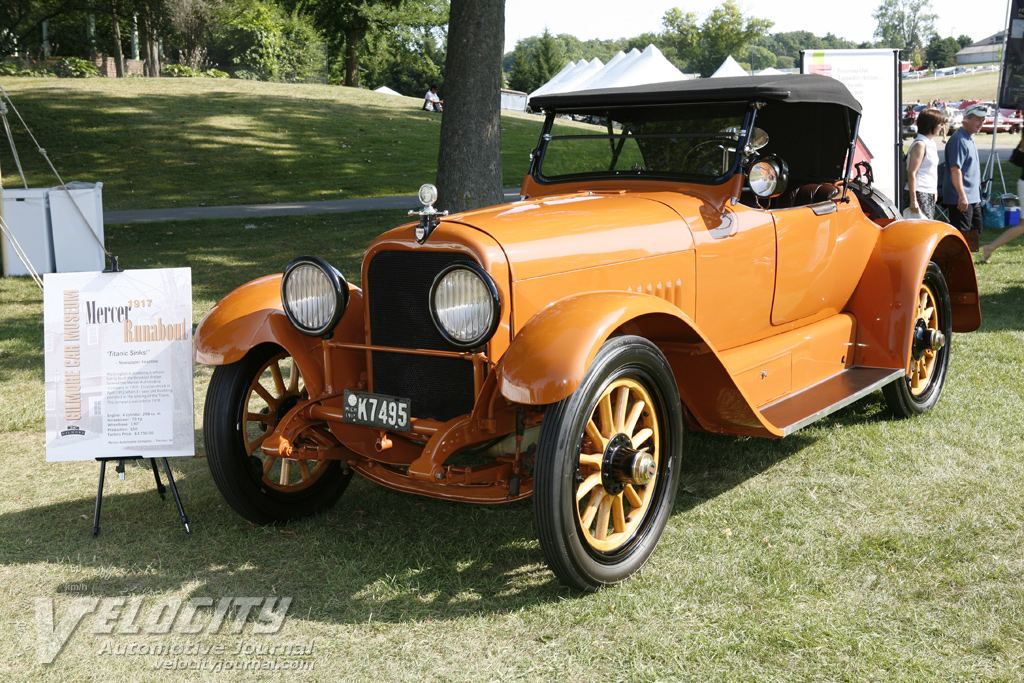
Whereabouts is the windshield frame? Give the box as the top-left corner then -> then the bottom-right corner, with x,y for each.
529,101 -> 759,187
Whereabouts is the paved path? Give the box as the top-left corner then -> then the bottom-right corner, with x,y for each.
106,188 -> 523,224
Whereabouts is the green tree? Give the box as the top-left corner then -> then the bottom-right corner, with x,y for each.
925,34 -> 960,68
746,44 -> 775,71
663,1 -> 772,78
534,29 -> 565,87
956,34 -> 973,48
359,3 -> 447,94
284,0 -> 399,87
872,0 -> 936,60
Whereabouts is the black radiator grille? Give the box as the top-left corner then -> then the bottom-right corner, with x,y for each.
367,250 -> 478,421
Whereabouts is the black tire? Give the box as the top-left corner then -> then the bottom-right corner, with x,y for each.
882,262 -> 953,417
204,343 -> 351,524
533,335 -> 683,591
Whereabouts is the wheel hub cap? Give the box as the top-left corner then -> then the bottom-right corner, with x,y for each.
602,432 -> 657,495
911,319 -> 945,360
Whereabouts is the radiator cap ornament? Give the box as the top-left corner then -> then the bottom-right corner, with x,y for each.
409,183 -> 448,244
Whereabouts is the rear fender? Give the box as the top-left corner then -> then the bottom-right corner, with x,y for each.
193,275 -> 366,397
847,220 -> 980,370
497,292 -> 779,437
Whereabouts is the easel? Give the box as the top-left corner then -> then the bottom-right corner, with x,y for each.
93,456 -> 191,537
91,254 -> 191,538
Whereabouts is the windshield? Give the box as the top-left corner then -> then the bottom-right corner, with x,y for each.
537,102 -> 748,184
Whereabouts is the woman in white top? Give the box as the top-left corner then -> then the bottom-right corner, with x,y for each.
906,108 -> 944,219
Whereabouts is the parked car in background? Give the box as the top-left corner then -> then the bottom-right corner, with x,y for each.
194,74 -> 981,592
981,108 -> 1023,134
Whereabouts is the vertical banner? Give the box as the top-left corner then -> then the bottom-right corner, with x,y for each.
43,268 -> 195,461
1001,0 -> 1024,109
802,49 -> 901,206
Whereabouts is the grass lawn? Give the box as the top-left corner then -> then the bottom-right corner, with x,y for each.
2,209 -> 1024,681
0,78 -> 546,211
902,70 -> 1001,104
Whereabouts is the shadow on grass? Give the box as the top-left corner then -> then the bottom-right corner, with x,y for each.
5,83 -> 539,211
0,397 -> 892,623
978,282 -> 1024,333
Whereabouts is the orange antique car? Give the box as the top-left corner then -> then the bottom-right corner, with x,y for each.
194,75 -> 981,591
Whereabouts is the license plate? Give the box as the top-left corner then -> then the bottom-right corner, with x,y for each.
342,390 -> 411,432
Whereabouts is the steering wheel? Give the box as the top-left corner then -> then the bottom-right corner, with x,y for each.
680,137 -> 737,174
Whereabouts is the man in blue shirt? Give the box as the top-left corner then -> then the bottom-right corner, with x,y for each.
942,103 -> 987,249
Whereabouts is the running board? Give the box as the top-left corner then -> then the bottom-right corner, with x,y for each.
759,367 -> 905,436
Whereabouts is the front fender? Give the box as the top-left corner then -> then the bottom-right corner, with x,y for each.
497,291 -> 780,437
193,275 -> 365,397
847,219 -> 980,371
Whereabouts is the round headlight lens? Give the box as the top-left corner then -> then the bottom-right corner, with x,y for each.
430,264 -> 500,348
281,256 -> 348,336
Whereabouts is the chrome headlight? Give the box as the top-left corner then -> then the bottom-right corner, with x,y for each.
429,263 -> 501,348
748,155 -> 789,198
281,256 -> 349,336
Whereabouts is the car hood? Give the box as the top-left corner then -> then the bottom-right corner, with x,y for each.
444,191 -> 695,281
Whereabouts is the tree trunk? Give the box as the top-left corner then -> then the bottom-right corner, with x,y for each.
149,27 -> 160,77
139,26 -> 151,76
435,0 -> 504,213
345,28 -> 360,87
111,4 -> 124,78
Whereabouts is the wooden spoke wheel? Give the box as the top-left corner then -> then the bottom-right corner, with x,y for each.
242,351 -> 327,493
883,262 -> 953,417
534,336 -> 682,592
576,378 -> 660,553
204,344 -> 351,524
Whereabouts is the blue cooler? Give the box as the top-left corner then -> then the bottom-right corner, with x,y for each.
1006,206 -> 1021,227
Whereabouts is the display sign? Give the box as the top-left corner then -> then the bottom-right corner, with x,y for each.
802,49 -> 901,207
43,268 -> 195,461
1001,1 -> 1024,109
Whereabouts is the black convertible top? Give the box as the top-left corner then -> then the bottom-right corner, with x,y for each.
530,73 -> 862,114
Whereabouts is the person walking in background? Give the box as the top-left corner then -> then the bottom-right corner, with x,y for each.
981,128 -> 1024,263
942,103 -> 986,251
906,108 -> 943,219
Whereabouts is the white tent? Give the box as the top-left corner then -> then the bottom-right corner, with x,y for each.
583,45 -> 686,90
374,85 -> 402,96
572,49 -> 637,90
527,59 -> 587,101
527,45 -> 687,106
754,66 -> 783,76
711,55 -> 748,78
543,57 -> 605,95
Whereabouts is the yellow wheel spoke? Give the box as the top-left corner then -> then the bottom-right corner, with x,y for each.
585,418 -> 607,452
612,495 -> 626,533
624,484 -> 643,508
598,393 -> 613,437
579,452 -> 603,469
288,358 -> 300,393
279,458 -> 292,486
595,496 -> 612,540
576,472 -> 603,501
249,432 -> 269,452
614,386 -> 629,433
246,411 -> 270,424
581,491 -> 603,528
252,382 -> 278,408
269,361 -> 285,397
624,401 -> 645,436
298,460 -> 312,481
262,455 -> 277,476
631,427 -> 654,449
